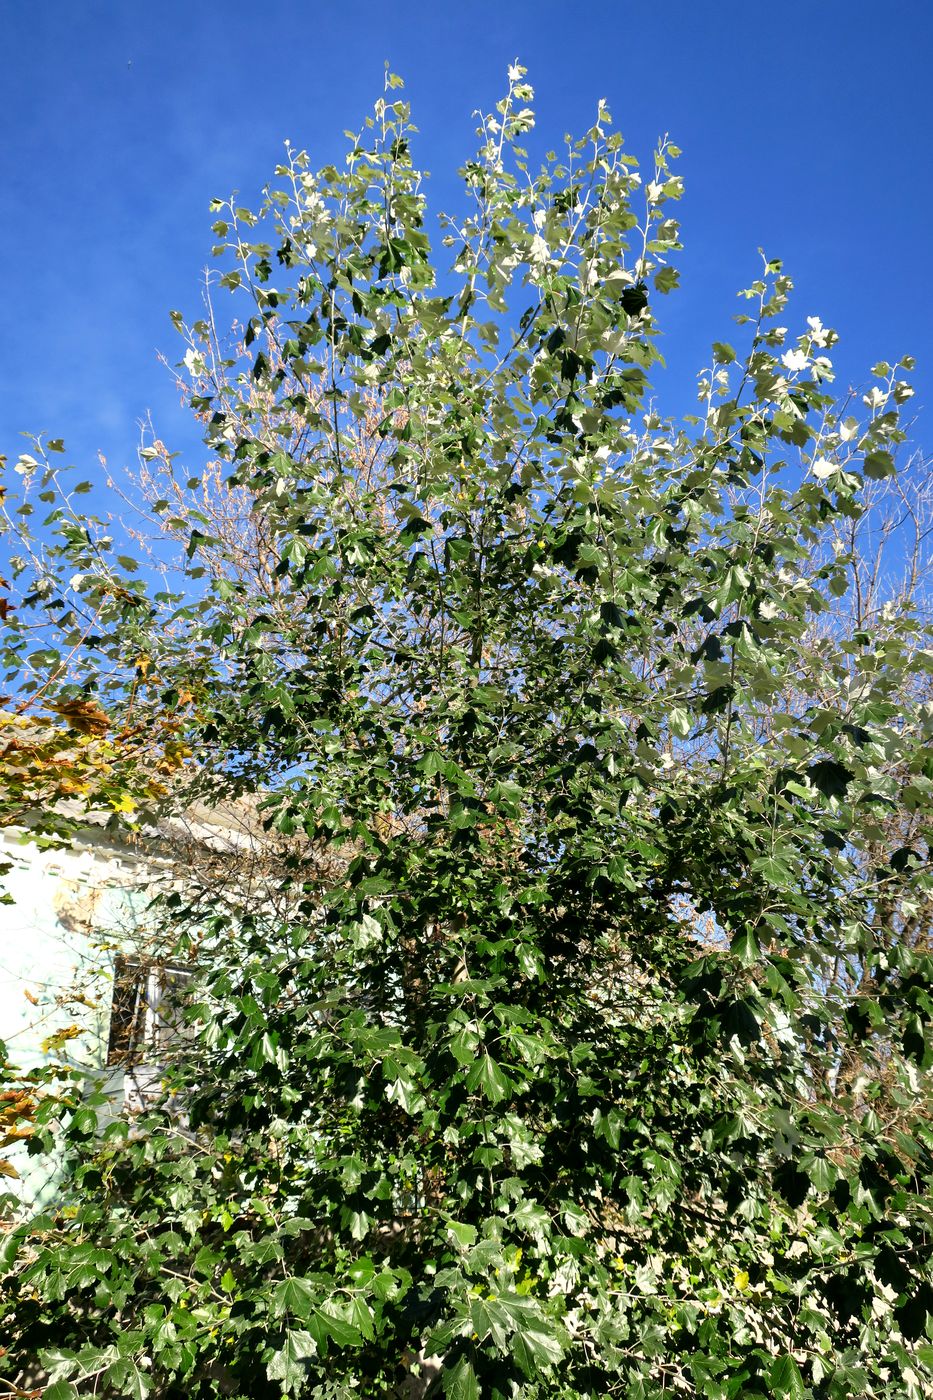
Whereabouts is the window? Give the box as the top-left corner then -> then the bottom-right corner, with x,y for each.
105,956 -> 194,1068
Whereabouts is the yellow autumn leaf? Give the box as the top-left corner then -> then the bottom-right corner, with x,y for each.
58,779 -> 91,795
40,1024 -> 84,1053
734,1269 -> 750,1291
0,1126 -> 34,1146
109,792 -> 136,813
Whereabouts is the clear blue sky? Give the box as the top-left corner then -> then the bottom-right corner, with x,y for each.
2,0 -> 931,479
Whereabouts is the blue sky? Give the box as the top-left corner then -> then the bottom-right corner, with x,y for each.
2,0 -> 931,481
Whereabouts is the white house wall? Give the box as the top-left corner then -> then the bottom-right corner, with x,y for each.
0,830 -> 147,1207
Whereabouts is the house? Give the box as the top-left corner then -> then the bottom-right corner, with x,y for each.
0,798 -> 283,1209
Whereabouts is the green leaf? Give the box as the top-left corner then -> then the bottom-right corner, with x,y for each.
272,1276 -> 317,1320
443,1355 -> 479,1400
0,1226 -> 23,1271
467,1053 -> 510,1103
731,929 -> 760,965
266,1330 -> 317,1394
511,1323 -> 565,1376
801,1152 -> 837,1193
447,1220 -> 478,1250
863,449 -> 895,479
770,1354 -> 806,1399
70,1108 -> 97,1136
808,759 -> 853,799
103,1358 -> 151,1400
316,1301 -> 363,1348
347,1294 -> 375,1341
669,707 -> 691,739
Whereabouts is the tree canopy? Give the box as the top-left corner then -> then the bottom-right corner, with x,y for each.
1,66 -> 932,1400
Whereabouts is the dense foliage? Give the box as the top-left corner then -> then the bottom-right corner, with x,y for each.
2,68 -> 932,1399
